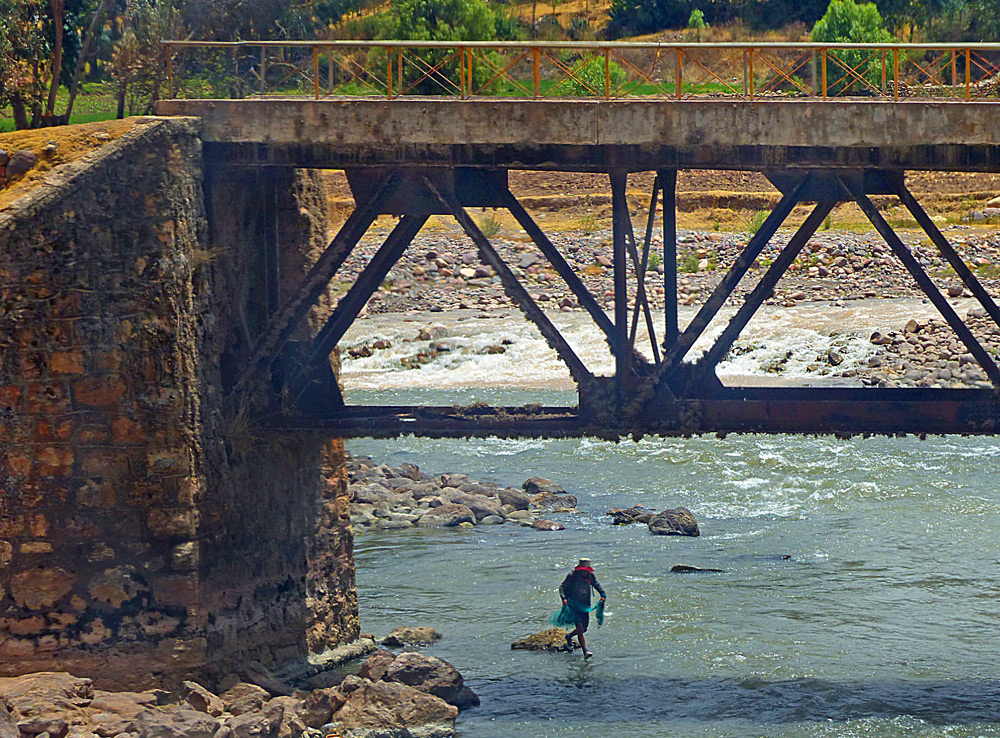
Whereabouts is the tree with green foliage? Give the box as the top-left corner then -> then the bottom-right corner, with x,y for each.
560,55 -> 626,96
377,0 -> 498,94
687,8 -> 707,39
811,0 -> 893,94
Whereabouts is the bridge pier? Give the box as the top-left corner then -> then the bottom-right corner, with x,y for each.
0,121 -> 357,689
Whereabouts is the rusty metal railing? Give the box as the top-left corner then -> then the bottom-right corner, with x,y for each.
162,40 -> 1000,102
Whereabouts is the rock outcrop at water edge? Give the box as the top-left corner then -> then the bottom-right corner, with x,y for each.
648,507 -> 700,536
510,629 -> 572,652
348,455 -> 579,533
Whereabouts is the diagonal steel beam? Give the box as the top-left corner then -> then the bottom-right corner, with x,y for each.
236,171 -> 398,391
499,188 -> 618,352
630,175 -> 661,355
309,213 -> 428,361
660,169 -> 679,348
611,170 -> 631,401
633,175 -> 810,406
623,197 -> 661,365
426,176 -> 596,389
680,200 -> 838,395
895,183 -> 1000,330
841,176 -> 1000,389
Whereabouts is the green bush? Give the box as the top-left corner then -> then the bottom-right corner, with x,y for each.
811,0 -> 893,95
559,56 -> 627,97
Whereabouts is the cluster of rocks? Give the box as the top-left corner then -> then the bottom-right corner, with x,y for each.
0,149 -> 39,188
856,310 -> 1000,388
606,505 -> 700,536
346,326 -> 509,370
0,631 -> 477,738
347,456 -> 577,533
334,221 -> 1000,316
963,195 -> 1000,223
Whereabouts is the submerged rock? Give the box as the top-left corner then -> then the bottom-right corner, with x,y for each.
648,507 -> 700,537
511,629 -> 570,652
670,564 -> 724,573
532,519 -> 565,531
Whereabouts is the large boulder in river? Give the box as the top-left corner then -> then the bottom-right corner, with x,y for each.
648,507 -> 700,536
511,629 -> 570,652
522,477 -> 565,496
359,650 -> 397,682
498,487 -> 531,510
382,626 -> 443,647
384,653 -> 479,710
332,681 -> 457,738
439,489 -> 504,521
416,503 -> 475,527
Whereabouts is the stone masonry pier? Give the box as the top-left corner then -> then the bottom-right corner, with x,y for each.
0,119 -> 357,689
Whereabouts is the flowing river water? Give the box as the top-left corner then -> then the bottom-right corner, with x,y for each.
341,299 -> 1000,738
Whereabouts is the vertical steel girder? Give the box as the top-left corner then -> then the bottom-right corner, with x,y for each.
660,169 -> 680,349
629,175 -> 810,413
611,171 -> 631,402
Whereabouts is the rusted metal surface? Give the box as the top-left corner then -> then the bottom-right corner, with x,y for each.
260,389 -> 1000,438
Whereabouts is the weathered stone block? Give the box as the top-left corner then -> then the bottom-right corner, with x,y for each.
9,567 -> 74,609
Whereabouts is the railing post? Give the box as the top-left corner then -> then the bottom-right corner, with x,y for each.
260,46 -> 266,95
748,47 -> 754,99
398,50 -> 403,94
951,48 -> 957,89
468,46 -> 474,96
459,46 -> 466,98
328,51 -> 334,94
166,45 -> 173,98
742,50 -> 749,98
604,48 -> 611,99
676,48 -> 682,100
821,47 -> 827,99
313,46 -> 320,99
966,48 -> 971,101
387,48 -> 393,99
893,47 -> 899,101
532,47 -> 540,98
881,49 -> 887,96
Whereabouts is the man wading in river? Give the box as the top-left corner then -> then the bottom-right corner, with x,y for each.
558,558 -> 606,659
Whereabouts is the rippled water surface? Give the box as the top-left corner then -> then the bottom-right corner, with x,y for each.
343,303 -> 1000,737
350,428 -> 1000,738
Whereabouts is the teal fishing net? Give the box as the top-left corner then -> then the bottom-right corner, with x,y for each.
549,600 -> 604,628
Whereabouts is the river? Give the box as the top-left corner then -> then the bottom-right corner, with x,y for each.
342,299 -> 1000,738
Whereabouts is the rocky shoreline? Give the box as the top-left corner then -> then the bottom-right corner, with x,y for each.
0,628 -> 478,738
347,455 -> 578,533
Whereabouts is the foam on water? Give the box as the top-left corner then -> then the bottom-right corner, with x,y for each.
342,298 -> 966,391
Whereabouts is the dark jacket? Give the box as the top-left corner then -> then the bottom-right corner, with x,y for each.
559,568 -> 605,608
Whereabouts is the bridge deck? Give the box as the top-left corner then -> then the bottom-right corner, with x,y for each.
156,98 -> 1000,171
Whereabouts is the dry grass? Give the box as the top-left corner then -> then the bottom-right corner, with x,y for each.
0,118 -> 141,210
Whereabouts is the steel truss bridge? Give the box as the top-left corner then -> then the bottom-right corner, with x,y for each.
158,43 -> 1000,437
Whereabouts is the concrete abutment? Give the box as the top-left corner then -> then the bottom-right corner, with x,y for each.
0,119 -> 356,689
